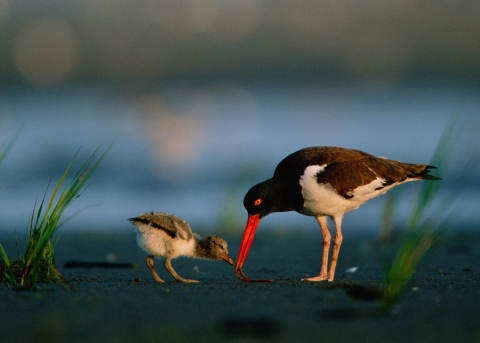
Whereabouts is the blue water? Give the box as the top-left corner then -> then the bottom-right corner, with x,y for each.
0,82 -> 479,235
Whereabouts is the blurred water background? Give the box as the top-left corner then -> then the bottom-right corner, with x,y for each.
0,1 -> 479,236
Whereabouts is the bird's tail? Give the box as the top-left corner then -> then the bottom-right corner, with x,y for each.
415,165 -> 441,181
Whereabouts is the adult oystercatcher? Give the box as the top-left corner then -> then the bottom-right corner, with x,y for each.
235,146 -> 440,282
129,212 -> 235,283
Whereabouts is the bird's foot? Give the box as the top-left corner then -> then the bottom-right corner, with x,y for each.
234,267 -> 274,283
302,274 -> 334,282
150,272 -> 165,283
176,278 -> 200,283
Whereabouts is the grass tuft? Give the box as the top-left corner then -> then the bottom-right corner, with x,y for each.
0,147 -> 108,290
381,113 -> 473,311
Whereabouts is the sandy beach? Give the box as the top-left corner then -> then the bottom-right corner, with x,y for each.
1,227 -> 479,343
1,2 -> 479,342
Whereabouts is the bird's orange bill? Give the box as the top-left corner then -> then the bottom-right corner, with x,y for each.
235,214 -> 274,282
221,253 -> 236,267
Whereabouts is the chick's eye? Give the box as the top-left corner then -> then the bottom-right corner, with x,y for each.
254,198 -> 262,206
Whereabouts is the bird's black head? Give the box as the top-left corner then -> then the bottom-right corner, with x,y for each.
243,182 -> 270,218
243,178 -> 302,218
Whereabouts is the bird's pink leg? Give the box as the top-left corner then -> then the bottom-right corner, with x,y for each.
164,257 -> 199,283
146,255 -> 165,283
303,216 -> 330,282
327,217 -> 343,282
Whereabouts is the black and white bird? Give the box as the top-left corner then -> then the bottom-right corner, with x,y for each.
235,146 -> 440,282
129,212 -> 235,283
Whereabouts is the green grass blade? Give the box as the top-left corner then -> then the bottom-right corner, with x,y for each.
381,113 -> 471,311
0,125 -> 22,166
0,244 -> 17,285
0,244 -> 11,266
18,146 -> 109,289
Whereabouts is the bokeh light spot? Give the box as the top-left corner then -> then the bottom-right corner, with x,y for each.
136,94 -> 207,183
13,18 -> 79,87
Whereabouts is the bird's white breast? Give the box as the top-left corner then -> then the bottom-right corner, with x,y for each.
135,224 -> 196,258
298,164 -> 401,218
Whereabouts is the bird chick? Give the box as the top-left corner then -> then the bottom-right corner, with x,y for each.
129,212 -> 235,283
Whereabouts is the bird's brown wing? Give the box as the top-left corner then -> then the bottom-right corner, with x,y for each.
130,216 -> 178,239
132,212 -> 193,241
172,219 -> 193,241
315,156 -> 436,198
274,146 -> 374,181
157,213 -> 193,241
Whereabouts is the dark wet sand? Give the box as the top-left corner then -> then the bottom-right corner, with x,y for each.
1,228 -> 479,343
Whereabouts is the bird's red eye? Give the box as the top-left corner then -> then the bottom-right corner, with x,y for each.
254,198 -> 262,206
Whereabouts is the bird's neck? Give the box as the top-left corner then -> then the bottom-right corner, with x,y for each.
263,178 -> 304,214
193,236 -> 214,260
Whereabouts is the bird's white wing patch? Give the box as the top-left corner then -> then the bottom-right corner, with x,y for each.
298,165 -> 402,218
352,177 -> 386,197
299,165 -> 351,217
